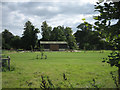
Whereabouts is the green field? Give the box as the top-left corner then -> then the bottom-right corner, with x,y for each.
2,50 -> 118,88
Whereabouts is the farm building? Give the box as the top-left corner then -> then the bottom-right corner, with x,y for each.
40,41 -> 68,51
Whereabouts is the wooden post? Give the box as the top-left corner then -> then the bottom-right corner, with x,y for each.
8,56 -> 10,71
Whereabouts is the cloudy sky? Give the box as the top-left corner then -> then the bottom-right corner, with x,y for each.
2,0 -> 99,39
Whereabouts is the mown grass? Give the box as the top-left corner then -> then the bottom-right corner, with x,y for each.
2,50 -> 118,88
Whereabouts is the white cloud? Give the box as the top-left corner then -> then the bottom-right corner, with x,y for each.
47,6 -> 60,12
10,11 -> 25,22
48,14 -> 94,27
37,5 -> 60,12
2,0 -> 98,3
37,6 -> 45,10
80,0 -> 98,5
2,1 -> 98,39
2,0 -> 31,2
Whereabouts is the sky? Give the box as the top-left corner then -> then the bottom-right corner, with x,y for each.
1,0 -> 99,39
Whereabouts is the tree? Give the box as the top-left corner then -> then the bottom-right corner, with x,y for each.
50,26 -> 66,41
11,36 -> 21,49
63,27 -> 77,49
94,1 -> 120,85
2,29 -> 14,49
50,26 -> 77,49
76,22 -> 93,50
74,22 -> 103,50
77,22 -> 92,31
88,31 -> 105,50
21,21 -> 40,50
41,21 -> 52,41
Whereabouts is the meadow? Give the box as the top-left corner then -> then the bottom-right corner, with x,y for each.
2,50 -> 118,88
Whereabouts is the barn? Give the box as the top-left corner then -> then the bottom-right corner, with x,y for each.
40,41 -> 68,51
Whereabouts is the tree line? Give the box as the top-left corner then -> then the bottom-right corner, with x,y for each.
2,20 -> 113,50
2,21 -> 39,50
2,1 -> 119,51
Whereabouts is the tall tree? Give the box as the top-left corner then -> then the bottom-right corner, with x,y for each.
63,27 -> 77,49
74,22 -> 105,50
2,29 -> 14,49
11,36 -> 21,49
50,26 -> 66,41
75,22 -> 92,50
41,21 -> 52,41
22,21 -> 40,50
94,1 -> 120,85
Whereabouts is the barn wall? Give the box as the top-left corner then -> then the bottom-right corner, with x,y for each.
40,43 -> 68,51
50,44 -> 59,51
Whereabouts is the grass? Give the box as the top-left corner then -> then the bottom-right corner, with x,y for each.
2,50 -> 118,88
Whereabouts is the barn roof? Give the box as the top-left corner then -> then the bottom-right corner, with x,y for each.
40,41 -> 67,44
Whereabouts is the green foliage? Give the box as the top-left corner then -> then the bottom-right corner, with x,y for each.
89,79 -> 99,88
39,52 -> 47,60
50,26 -> 77,49
63,27 -> 77,49
22,21 -> 40,50
50,26 -> 66,41
74,22 -> 105,50
82,18 -> 86,21
11,36 -> 21,49
2,21 -> 40,50
41,21 -> 52,41
40,21 -> 77,49
110,71 -> 119,87
40,75 -> 54,88
94,1 -> 120,50
77,22 -> 92,31
40,24 -> 77,49
94,1 -> 120,84
103,51 -> 120,67
2,29 -> 14,49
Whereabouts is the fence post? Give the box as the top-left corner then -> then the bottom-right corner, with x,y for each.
8,56 -> 10,71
